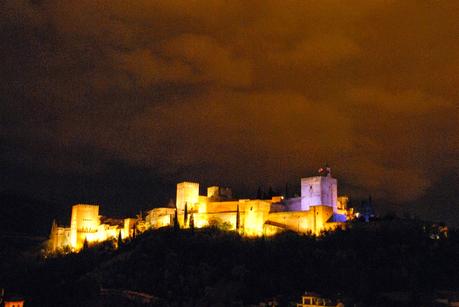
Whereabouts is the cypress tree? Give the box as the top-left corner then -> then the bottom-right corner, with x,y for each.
117,230 -> 122,248
83,237 -> 89,250
174,204 -> 179,231
189,211 -> 195,232
184,202 -> 188,227
236,203 -> 240,231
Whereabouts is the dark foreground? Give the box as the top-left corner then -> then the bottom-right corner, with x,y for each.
1,219 -> 459,306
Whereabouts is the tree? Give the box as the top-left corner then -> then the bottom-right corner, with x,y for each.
83,237 -> 89,249
236,203 -> 240,231
117,230 -> 122,248
184,202 -> 188,227
189,211 -> 195,232
174,204 -> 179,231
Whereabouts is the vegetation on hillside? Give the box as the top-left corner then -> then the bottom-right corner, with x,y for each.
1,219 -> 459,306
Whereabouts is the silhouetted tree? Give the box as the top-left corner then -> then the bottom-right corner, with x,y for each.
189,211 -> 194,232
83,237 -> 89,249
184,202 -> 188,227
236,203 -> 240,231
117,230 -> 122,248
174,205 -> 179,231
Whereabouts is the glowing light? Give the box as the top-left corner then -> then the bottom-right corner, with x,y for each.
4,299 -> 25,307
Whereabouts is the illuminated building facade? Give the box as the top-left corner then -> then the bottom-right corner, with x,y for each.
49,170 -> 352,252
146,169 -> 351,237
301,175 -> 337,212
49,204 -> 135,252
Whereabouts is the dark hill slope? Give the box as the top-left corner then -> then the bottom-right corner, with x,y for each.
7,222 -> 459,306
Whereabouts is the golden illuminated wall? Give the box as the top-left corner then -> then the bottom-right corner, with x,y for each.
308,205 -> 334,234
241,200 -> 271,236
146,208 -> 175,229
70,204 -> 100,250
183,198 -> 240,229
169,191 -> 341,236
266,212 -> 310,234
50,178 -> 350,253
266,205 -> 335,235
86,223 -> 123,243
171,179 -> 348,236
197,195 -> 208,213
50,226 -> 71,251
207,201 -> 239,213
185,199 -> 271,235
123,218 -> 137,238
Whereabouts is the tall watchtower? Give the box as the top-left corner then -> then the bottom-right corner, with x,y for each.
176,182 -> 199,212
300,169 -> 338,213
69,204 -> 100,250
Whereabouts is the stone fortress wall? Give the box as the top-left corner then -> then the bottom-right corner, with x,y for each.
49,170 -> 352,252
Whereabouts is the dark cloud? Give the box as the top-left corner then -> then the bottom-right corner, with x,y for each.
1,1 -> 458,220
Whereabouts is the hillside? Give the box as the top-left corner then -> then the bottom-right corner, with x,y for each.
2,221 -> 459,306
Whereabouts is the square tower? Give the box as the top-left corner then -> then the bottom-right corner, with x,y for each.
207,186 -> 220,201
301,175 -> 337,212
69,204 -> 100,250
207,186 -> 233,201
176,182 -> 199,212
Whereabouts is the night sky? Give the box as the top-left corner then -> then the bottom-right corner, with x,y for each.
1,1 -> 458,224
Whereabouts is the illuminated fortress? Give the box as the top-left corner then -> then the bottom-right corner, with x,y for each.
49,168 -> 352,252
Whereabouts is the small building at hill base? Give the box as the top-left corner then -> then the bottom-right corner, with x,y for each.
4,299 -> 25,307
